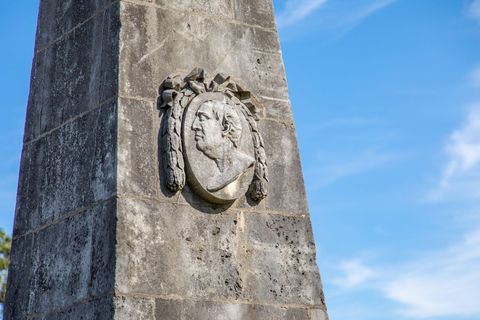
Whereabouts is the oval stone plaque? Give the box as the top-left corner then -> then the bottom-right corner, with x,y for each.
182,92 -> 255,204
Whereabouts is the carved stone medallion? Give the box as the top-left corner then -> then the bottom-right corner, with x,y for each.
159,68 -> 268,204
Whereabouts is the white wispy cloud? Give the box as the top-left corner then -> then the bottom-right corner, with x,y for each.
276,0 -> 396,30
338,0 -> 397,31
384,228 -> 480,318
330,228 -> 480,318
308,149 -> 400,188
276,0 -> 328,28
428,105 -> 480,201
469,0 -> 480,20
332,259 -> 376,290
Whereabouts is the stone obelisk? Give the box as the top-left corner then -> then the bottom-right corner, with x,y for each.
5,1 -> 329,319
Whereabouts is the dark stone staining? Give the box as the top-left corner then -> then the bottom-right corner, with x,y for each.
90,199 -> 117,297
4,234 -> 35,320
25,4 -> 119,141
29,212 -> 94,314
35,0 -> 116,51
6,203 -> 117,320
14,101 -> 116,237
30,297 -> 115,320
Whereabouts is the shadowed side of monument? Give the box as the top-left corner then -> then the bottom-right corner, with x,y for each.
5,1 -> 120,319
6,0 -> 328,319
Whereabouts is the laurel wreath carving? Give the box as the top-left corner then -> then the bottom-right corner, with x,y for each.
158,67 -> 268,201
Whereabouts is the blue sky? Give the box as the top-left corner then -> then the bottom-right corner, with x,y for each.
1,1 -> 480,319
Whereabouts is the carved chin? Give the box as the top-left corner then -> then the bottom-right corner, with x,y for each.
195,140 -> 207,151
196,143 -> 215,158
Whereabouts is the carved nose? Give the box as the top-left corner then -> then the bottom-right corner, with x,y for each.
192,118 -> 200,130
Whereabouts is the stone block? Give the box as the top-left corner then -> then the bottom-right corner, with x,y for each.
118,2 -> 288,102
114,296 -> 155,320
14,101 -> 116,237
232,21 -> 280,54
260,119 -> 309,214
25,4 -> 119,141
242,212 -> 324,306
115,199 -> 243,300
155,0 -> 235,19
261,97 -> 294,121
24,50 -> 46,142
90,199 -> 117,297
29,211 -> 93,314
35,0 -> 115,50
233,0 -> 276,29
118,97 -> 159,198
310,309 -> 329,320
154,299 -> 310,320
4,234 -> 35,320
30,297 -> 114,320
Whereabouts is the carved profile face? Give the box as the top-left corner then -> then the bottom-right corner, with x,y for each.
191,100 -> 242,162
161,70 -> 268,204
182,92 -> 259,204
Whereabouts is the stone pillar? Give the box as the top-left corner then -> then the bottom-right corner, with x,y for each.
5,1 -> 329,319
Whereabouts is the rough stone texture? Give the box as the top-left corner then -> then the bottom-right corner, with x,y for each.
5,200 -> 116,319
6,4 -> 119,316
114,296 -> 155,320
13,101 -> 117,238
30,298 -> 114,320
6,0 -> 328,319
25,3 -> 119,142
116,199 -> 243,300
118,1 -> 287,102
242,213 -> 325,306
155,299 -> 311,320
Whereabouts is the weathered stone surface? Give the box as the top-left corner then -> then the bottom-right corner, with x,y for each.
90,199 -> 117,297
114,296 -> 155,320
30,298 -> 114,320
119,2 -> 288,102
260,119 -> 309,214
116,199 -> 243,300
242,213 -> 324,306
14,101 -> 117,237
310,309 -> 329,320
233,0 -> 276,29
4,234 -> 34,320
6,201 -> 116,319
25,4 -> 119,141
261,97 -> 294,121
155,299 -> 310,320
35,0 -> 116,50
155,0 -> 235,19
118,97 -> 158,198
30,211 -> 93,313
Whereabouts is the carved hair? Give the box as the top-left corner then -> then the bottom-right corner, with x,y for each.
204,100 -> 242,148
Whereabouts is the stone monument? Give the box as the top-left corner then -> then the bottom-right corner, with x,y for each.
5,1 -> 329,319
